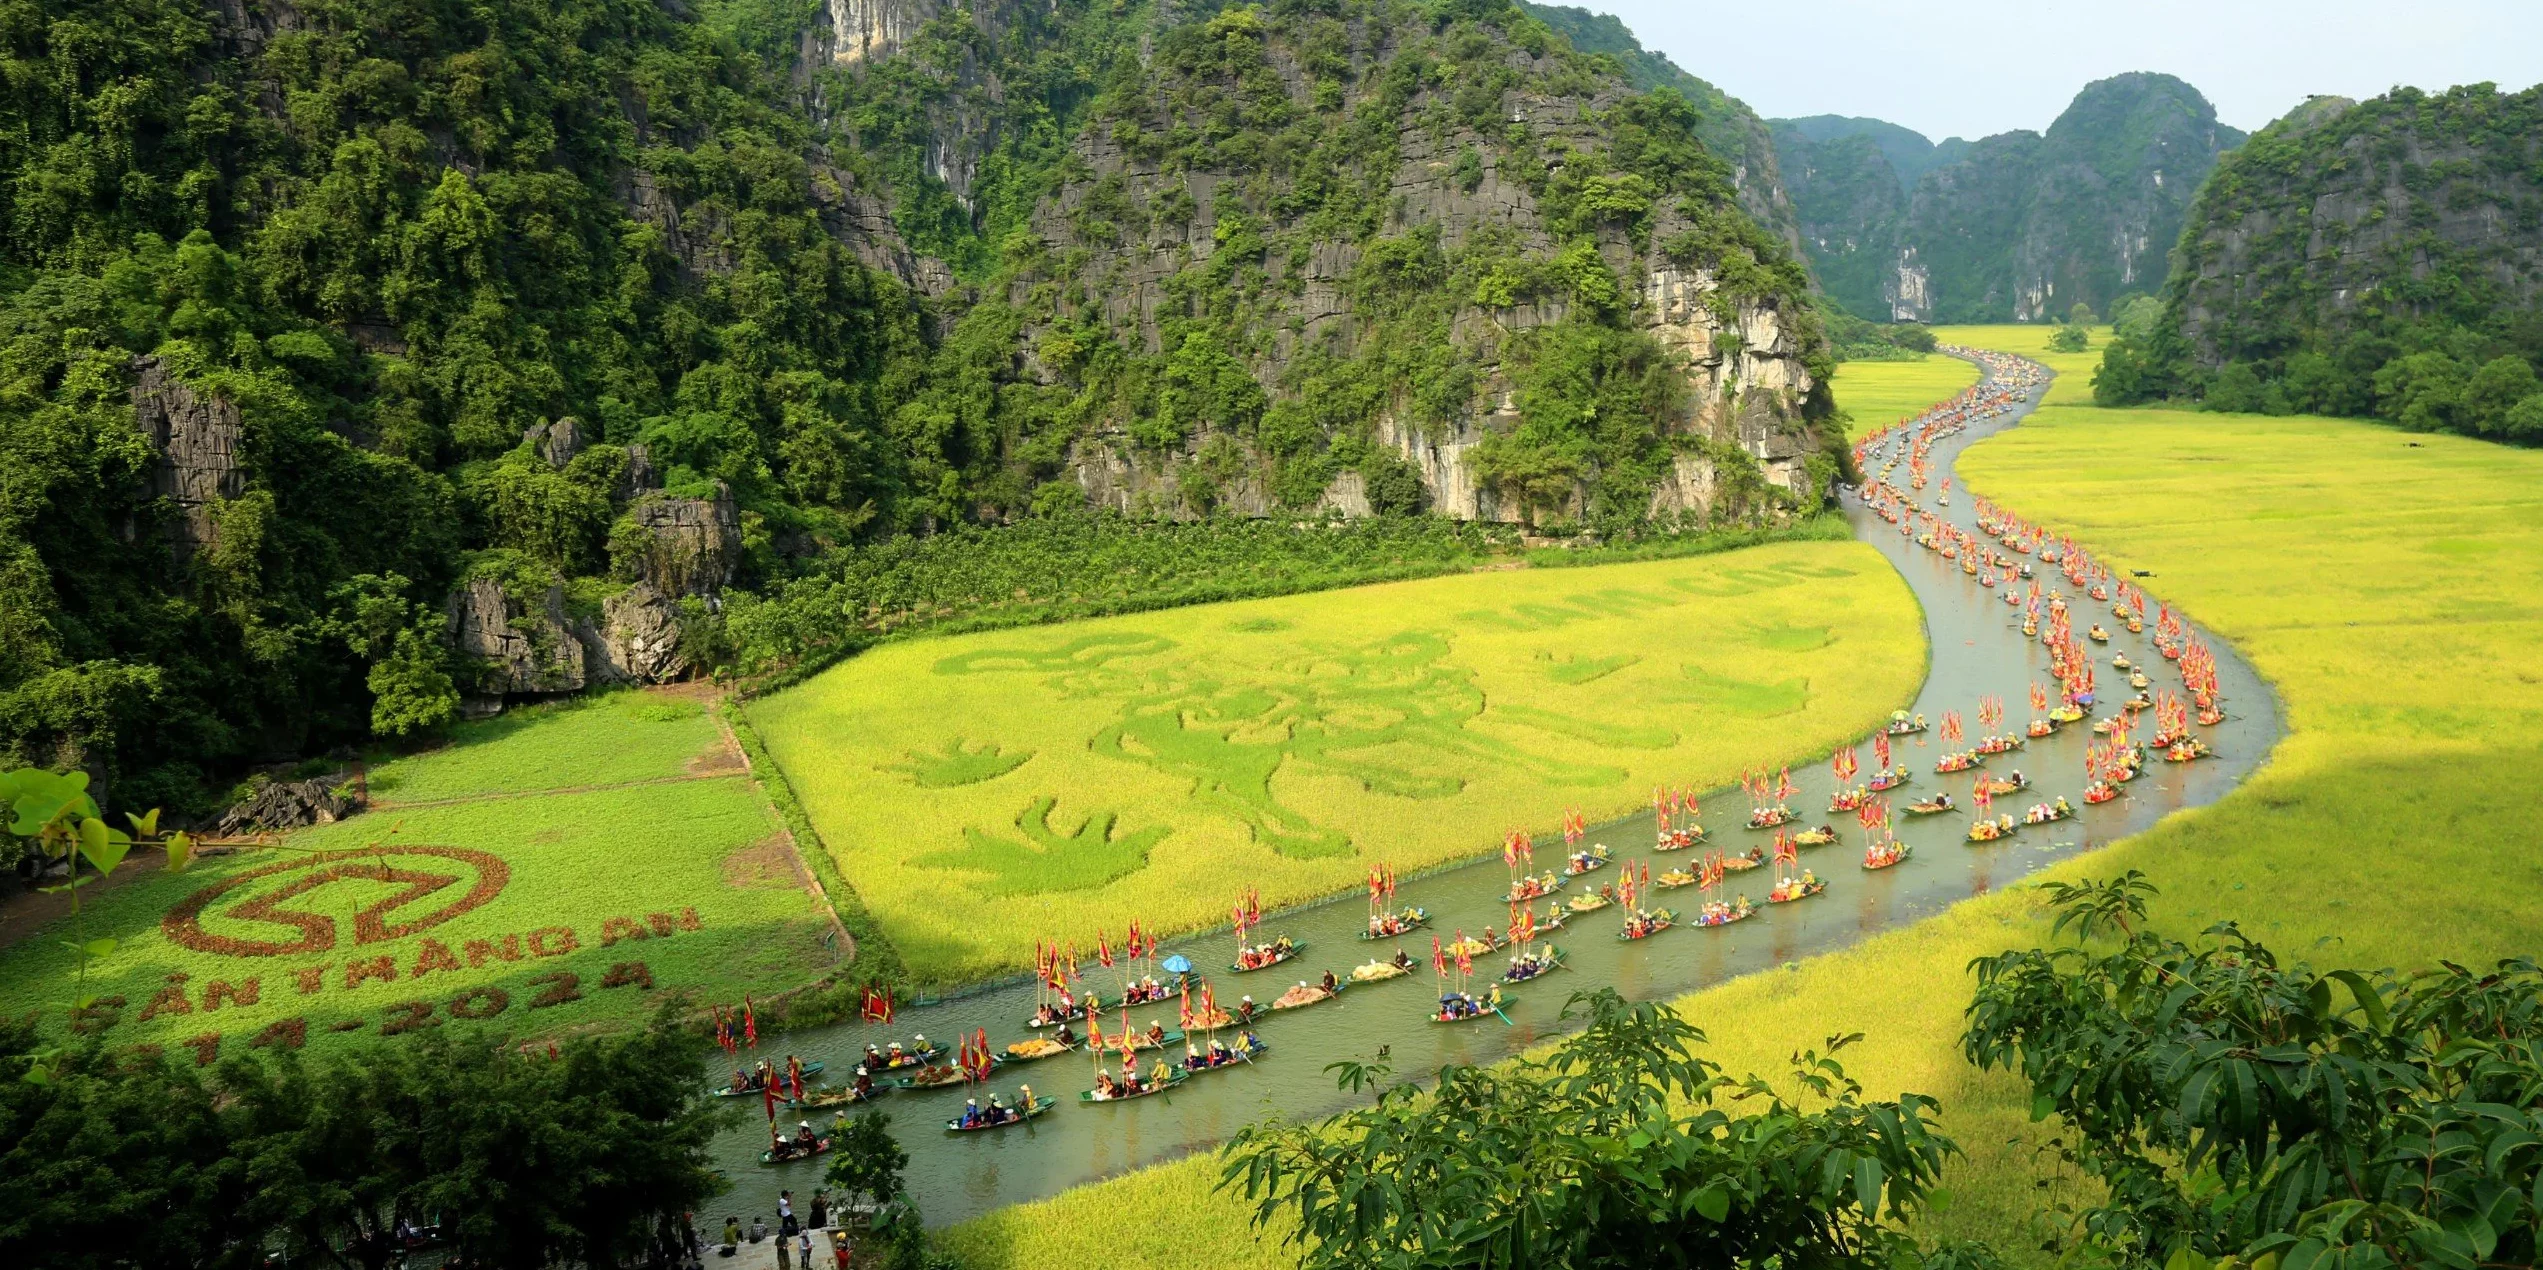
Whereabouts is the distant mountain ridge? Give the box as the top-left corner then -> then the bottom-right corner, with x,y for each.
1772,74 -> 2245,323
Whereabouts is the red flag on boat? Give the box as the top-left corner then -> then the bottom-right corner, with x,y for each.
742,996 -> 758,1049
1098,931 -> 1113,969
1432,935 -> 1447,976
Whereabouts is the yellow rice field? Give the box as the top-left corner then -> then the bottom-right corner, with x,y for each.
941,359 -> 2543,1269
748,541 -> 1925,985
1829,355 -> 1980,437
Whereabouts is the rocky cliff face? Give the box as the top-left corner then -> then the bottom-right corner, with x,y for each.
627,485 -> 743,597
128,356 -> 247,558
1768,126 -> 1910,319
2167,85 -> 2543,368
1017,6 -> 1829,528
446,577 -> 587,696
1773,74 -> 2243,324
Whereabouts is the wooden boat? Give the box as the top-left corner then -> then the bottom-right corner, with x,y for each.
1975,734 -> 2024,755
1566,892 -> 1612,913
1359,908 -> 1429,940
788,1082 -> 884,1109
2112,653 -> 2133,670
759,1136 -> 832,1166
1432,993 -> 1506,1024
1269,981 -> 1344,1012
1000,1036 -> 1080,1064
1829,788 -> 1868,813
1791,825 -> 1839,848
2082,782 -> 2120,805
1350,959 -> 1413,983
1231,942 -> 1304,973
1079,1068 -> 1191,1103
2165,739 -> 2213,762
2128,673 -> 2151,690
1025,1001 -> 1093,1029
1651,827 -> 1707,851
1691,898 -> 1755,927
1503,872 -> 1566,903
1933,752 -> 1981,774
1974,772 -> 2028,796
1965,816 -> 2017,844
1179,1039 -> 1268,1076
1091,1027 -> 1185,1054
944,1096 -> 1057,1132
865,1046 -> 940,1072
1615,909 -> 1676,941
2127,617 -> 2145,634
1563,844 -> 1613,876
1718,849 -> 1766,871
1502,945 -> 1566,983
1746,806 -> 1796,830
2022,802 -> 2074,825
1766,877 -> 1826,904
1862,843 -> 1913,871
2197,707 -> 2226,726
1884,719 -> 1928,736
715,1060 -> 827,1097
2025,719 -> 2056,738
1653,868 -> 1699,890
891,1057 -> 1003,1091
1905,795 -> 1954,816
1866,769 -> 1913,792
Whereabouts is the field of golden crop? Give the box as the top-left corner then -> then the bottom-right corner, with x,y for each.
1830,355 -> 1980,436
941,355 -> 2543,1270
748,541 -> 1926,986
1929,324 -> 2109,405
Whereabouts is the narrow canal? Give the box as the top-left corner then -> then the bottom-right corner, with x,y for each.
705,353 -> 2286,1226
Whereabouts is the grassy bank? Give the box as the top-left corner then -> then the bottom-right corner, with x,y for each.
751,540 -> 1926,986
1830,354 -> 1981,436
0,691 -> 847,1056
942,359 -> 2543,1267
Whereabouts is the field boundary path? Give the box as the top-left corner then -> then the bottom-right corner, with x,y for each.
707,351 -> 2287,1230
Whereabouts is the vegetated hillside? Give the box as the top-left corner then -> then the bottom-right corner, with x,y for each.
2096,85 -> 2543,442
1517,4 -> 1801,252
1772,74 -> 2243,323
1004,2 -> 1836,527
0,0 -> 1833,810
1774,115 -> 1971,190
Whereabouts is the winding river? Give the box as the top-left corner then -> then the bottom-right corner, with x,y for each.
705,353 -> 2286,1227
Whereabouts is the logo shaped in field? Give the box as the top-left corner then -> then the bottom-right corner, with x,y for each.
163,846 -> 511,957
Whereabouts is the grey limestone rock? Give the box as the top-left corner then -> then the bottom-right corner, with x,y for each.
215,777 -> 356,836
627,483 -> 742,597
445,577 -> 588,695
128,355 -> 247,558
582,582 -> 690,684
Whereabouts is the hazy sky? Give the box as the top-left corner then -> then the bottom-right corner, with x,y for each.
1582,0 -> 2543,141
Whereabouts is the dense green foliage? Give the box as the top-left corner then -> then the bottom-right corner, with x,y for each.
1516,3 -> 1800,248
1823,307 -> 1940,362
1223,988 -> 1968,1269
0,1015 -> 727,1270
0,0 -> 930,801
1967,875 -> 2543,1270
0,0 -> 1824,810
1774,76 -> 2242,324
2095,86 -> 2543,443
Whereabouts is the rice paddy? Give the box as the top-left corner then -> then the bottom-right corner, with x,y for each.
1830,354 -> 1981,437
0,691 -> 844,1057
939,359 -> 2543,1268
1929,324 -> 2110,405
746,541 -> 1927,986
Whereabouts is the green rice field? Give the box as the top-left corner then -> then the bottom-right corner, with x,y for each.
0,692 -> 845,1058
1830,354 -> 1980,436
941,355 -> 2543,1269
748,540 -> 1926,985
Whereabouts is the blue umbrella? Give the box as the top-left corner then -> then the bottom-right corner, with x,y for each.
1160,954 -> 1192,975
